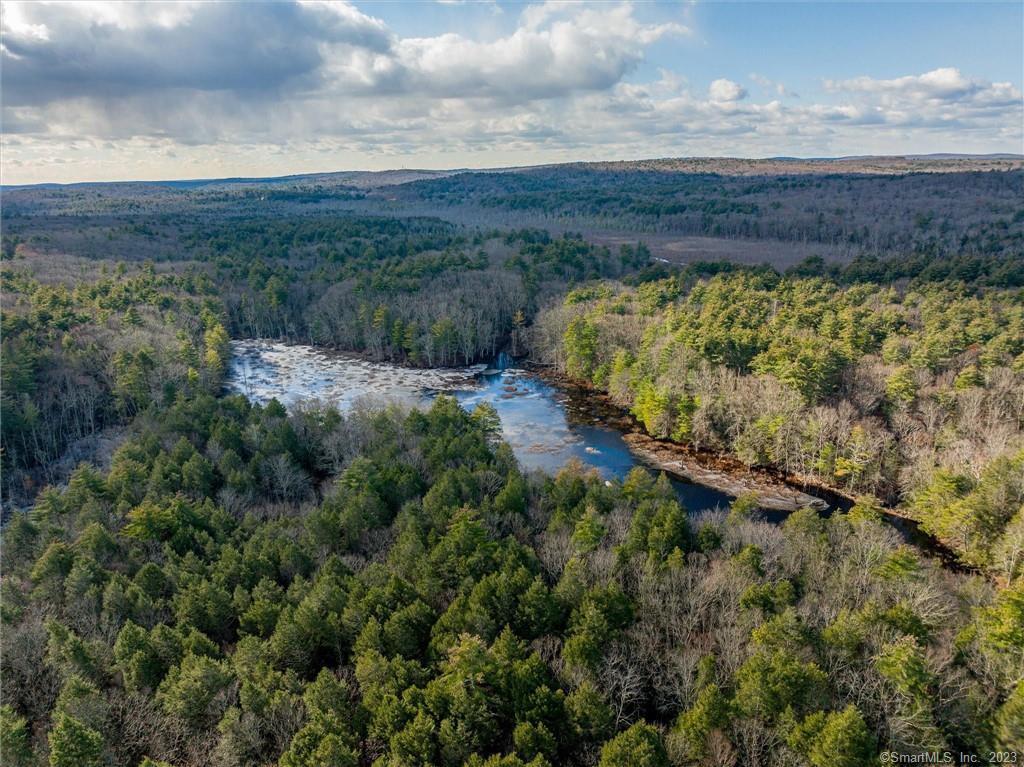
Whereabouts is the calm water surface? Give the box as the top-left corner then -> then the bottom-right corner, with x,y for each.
454,363 -> 735,513
226,341 -> 734,513
226,341 -> 955,557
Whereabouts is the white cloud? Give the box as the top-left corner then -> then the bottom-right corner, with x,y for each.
823,67 -> 1021,120
708,78 -> 748,103
1,0 -> 394,108
826,67 -> 981,100
387,5 -> 685,103
0,2 -> 51,41
1,1 -> 684,111
0,3 -> 1020,183
819,67 -> 1022,132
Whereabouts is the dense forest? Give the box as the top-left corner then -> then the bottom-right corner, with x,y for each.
2,158 -> 1023,765
2,393 -> 1021,766
392,166 -> 1024,258
533,272 -> 1024,578
4,159 -> 1022,269
182,219 -> 648,364
1,261 -> 228,501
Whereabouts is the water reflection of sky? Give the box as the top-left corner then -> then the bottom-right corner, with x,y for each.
227,341 -> 734,514
227,342 -> 954,546
452,369 -> 733,514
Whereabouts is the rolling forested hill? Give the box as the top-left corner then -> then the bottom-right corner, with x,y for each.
1,157 -> 1022,766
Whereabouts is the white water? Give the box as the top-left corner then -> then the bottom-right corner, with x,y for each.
223,340 -> 734,510
225,339 -> 484,410
224,341 -> 944,541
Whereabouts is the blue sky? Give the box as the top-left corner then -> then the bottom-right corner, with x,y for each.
670,3 -> 1022,84
2,1 -> 1021,183
374,2 -> 1022,86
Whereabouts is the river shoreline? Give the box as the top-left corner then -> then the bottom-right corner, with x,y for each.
530,366 -> 938,532
232,339 -> 918,520
620,431 -> 828,512
224,340 -> 961,565
530,366 -> 853,511
531,365 -> 971,568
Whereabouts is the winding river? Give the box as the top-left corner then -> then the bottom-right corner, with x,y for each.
230,342 -> 958,561
227,340 -> 738,514
226,340 -> 954,558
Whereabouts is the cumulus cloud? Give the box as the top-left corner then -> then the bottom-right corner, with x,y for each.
1,1 -> 682,114
1,1 -> 393,105
0,2 -> 1020,183
708,78 -> 748,103
391,4 -> 687,102
820,67 -> 1022,132
825,67 -> 1001,101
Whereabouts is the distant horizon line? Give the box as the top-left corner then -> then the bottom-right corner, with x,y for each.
3,152 -> 1022,190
